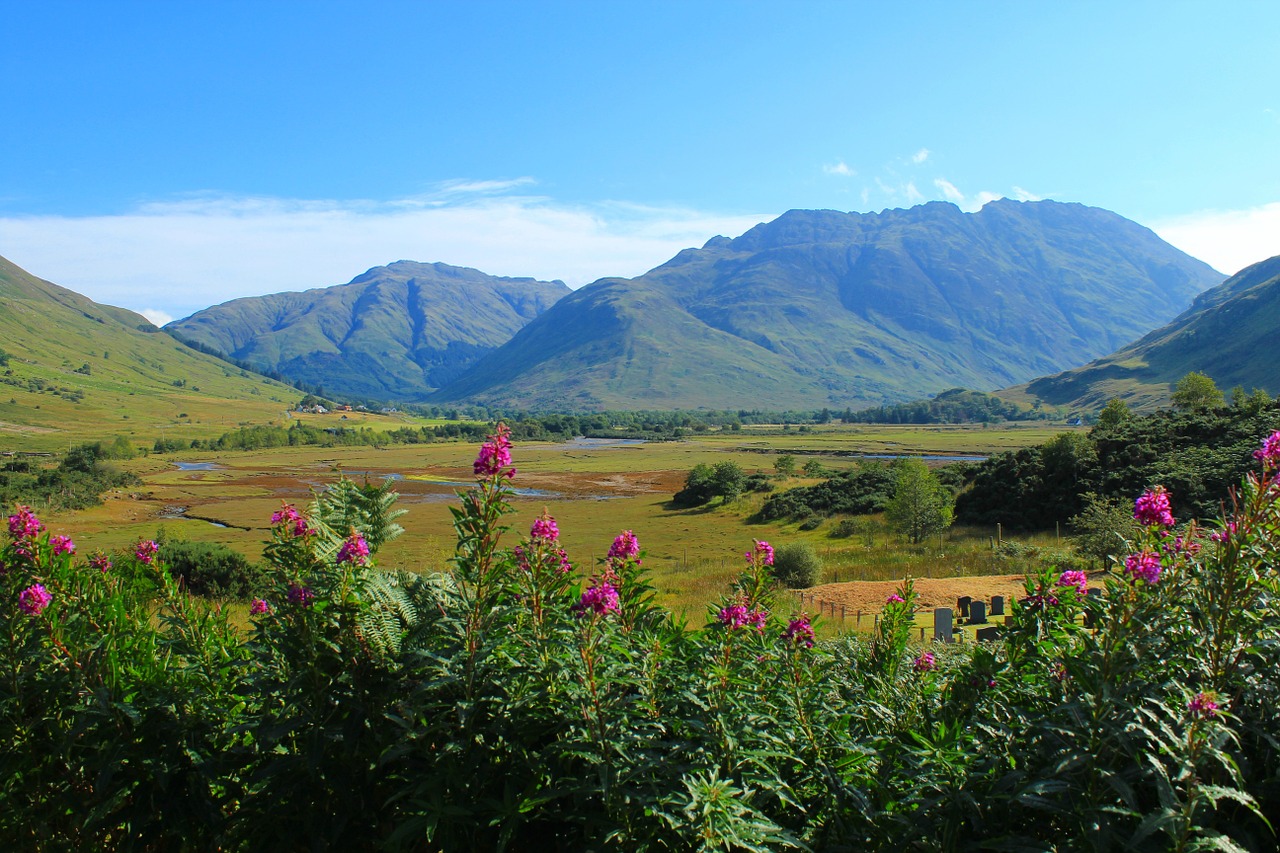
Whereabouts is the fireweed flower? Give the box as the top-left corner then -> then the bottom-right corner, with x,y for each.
1056,570 -> 1088,595
1211,522 -> 1237,544
719,601 -> 768,632
886,593 -> 905,604
745,540 -> 775,566
1134,486 -> 1174,527
19,584 -> 52,616
287,584 -> 315,607
50,535 -> 75,557
249,598 -> 272,615
556,548 -> 572,575
135,539 -> 160,565
473,423 -> 515,478
271,503 -> 311,537
8,505 -> 43,540
574,581 -> 620,617
89,552 -> 112,573
1188,691 -> 1220,719
1253,430 -> 1280,465
607,529 -> 640,562
336,532 -> 370,566
530,510 -> 559,542
1124,550 -> 1162,584
913,651 -> 937,672
784,614 -> 815,648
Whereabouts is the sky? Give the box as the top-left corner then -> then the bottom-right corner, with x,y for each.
2,0 -> 1278,325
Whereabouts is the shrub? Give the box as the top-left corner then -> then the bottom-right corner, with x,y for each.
160,539 -> 266,598
771,541 -> 823,588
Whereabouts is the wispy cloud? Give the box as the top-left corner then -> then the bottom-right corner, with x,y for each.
1150,202 -> 1280,275
0,191 -> 773,320
823,160 -> 856,177
911,148 -> 930,164
933,178 -> 965,203
905,181 -> 924,203
139,309 -> 174,327
1011,186 -> 1042,202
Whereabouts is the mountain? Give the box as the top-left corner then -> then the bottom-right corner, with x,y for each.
167,261 -> 570,400
431,200 -> 1224,410
0,254 -> 299,450
1015,254 -> 1280,410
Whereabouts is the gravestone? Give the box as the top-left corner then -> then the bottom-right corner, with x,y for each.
957,596 -> 972,619
976,626 -> 1001,642
1083,588 -> 1103,628
969,600 -> 988,624
933,608 -> 953,643
990,595 -> 1004,616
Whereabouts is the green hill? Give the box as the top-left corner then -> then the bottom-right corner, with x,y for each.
0,254 -> 301,451
1016,254 -> 1280,410
167,261 -> 570,400
433,200 -> 1223,410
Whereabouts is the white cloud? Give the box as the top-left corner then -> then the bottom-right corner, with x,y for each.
934,178 -> 965,203
1150,202 -> 1280,275
912,148 -> 930,164
823,160 -> 855,177
0,192 -> 773,320
139,309 -> 174,327
1011,186 -> 1042,202
905,181 -> 924,203
974,191 -> 1002,208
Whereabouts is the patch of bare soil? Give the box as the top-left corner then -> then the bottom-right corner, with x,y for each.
805,574 -> 1032,614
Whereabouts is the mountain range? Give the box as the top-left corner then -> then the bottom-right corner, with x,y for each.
167,262 -> 570,400
1015,254 -> 1280,409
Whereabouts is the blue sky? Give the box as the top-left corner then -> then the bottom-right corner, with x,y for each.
2,0 -> 1278,323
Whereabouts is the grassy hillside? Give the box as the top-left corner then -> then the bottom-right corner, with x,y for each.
1013,254 -> 1280,411
0,254 -> 307,451
434,200 -> 1223,411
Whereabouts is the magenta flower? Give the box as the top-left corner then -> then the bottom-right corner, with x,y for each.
271,503 -> 311,537
50,535 -> 75,557
1056,570 -> 1088,595
913,651 -> 936,672
886,593 -> 905,604
1253,430 -> 1280,465
89,552 -> 112,573
1188,691 -> 1220,719
286,583 -> 315,607
19,583 -> 52,616
784,614 -> 815,648
718,601 -> 768,632
745,540 -> 775,566
135,539 -> 159,565
1124,550 -> 1162,584
249,598 -> 272,615
473,423 -> 515,478
1211,522 -> 1237,544
530,511 -> 559,542
7,505 -> 43,540
336,532 -> 370,566
1134,486 -> 1174,527
556,548 -> 573,575
1051,661 -> 1069,682
574,581 -> 620,617
607,529 -> 640,562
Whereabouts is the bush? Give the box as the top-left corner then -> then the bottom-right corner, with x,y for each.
771,541 -> 823,588
160,539 -> 266,598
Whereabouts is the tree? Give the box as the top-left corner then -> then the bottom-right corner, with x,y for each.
885,459 -> 954,544
1069,492 -> 1138,567
771,541 -> 823,588
672,464 -> 716,507
1097,397 -> 1131,430
802,459 -> 826,477
774,454 -> 796,478
710,461 -> 746,503
1171,371 -> 1224,411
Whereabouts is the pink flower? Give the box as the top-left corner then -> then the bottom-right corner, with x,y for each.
1051,661 -> 1069,682
745,540 -> 774,566
135,539 -> 159,565
718,601 -> 768,632
886,593 -> 905,604
50,535 -> 76,556
913,651 -> 936,672
1056,570 -> 1088,595
271,503 -> 311,536
784,614 -> 815,648
1134,486 -> 1174,527
1253,431 -> 1280,465
287,583 -> 315,607
1124,550 -> 1162,584
7,505 -> 43,540
249,598 -> 272,615
556,548 -> 572,575
574,581 -> 620,617
89,552 -> 112,573
19,583 -> 52,616
530,511 -> 559,542
607,529 -> 640,562
473,423 -> 514,477
1211,522 -> 1237,544
336,532 -> 370,566
1188,691 -> 1220,719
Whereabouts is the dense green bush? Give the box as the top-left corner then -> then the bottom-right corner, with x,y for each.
755,462 -> 896,521
160,539 -> 266,598
772,540 -> 824,588
3,425 -> 1280,850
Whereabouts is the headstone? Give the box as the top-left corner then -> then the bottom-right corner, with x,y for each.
1083,588 -> 1103,628
990,595 -> 1004,616
976,626 -> 1001,642
933,607 -> 953,644
957,596 -> 972,619
969,600 -> 988,624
